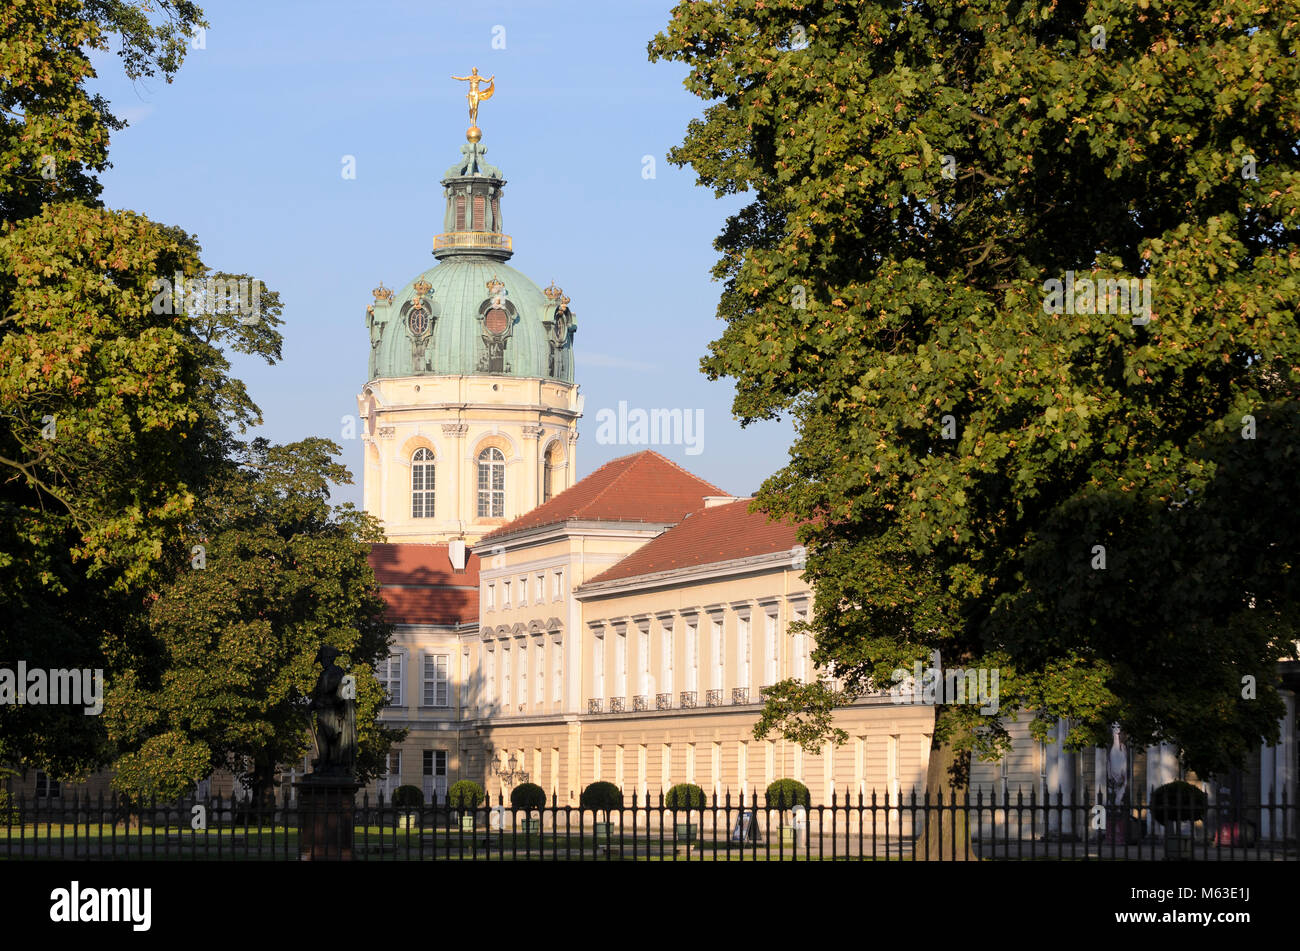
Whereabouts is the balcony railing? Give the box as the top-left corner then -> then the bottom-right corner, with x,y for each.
731,687 -> 749,705
633,695 -> 649,712
706,689 -> 723,707
433,231 -> 513,253
610,697 -> 625,713
679,690 -> 697,709
656,692 -> 673,711
587,699 -> 603,714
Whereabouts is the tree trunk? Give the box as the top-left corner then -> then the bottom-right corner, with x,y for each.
912,727 -> 975,861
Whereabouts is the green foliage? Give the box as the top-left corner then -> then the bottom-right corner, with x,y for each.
580,780 -> 622,816
392,784 -> 423,808
651,0 -> 1300,780
664,782 -> 705,811
448,779 -> 484,811
765,778 -> 810,810
510,781 -> 547,811
1150,780 -> 1209,826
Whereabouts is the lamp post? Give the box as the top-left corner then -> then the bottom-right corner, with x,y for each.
491,752 -> 529,794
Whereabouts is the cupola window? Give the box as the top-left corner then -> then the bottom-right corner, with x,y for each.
477,447 -> 505,518
411,448 -> 435,518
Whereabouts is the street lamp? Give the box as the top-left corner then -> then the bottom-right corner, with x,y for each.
491,752 -> 529,789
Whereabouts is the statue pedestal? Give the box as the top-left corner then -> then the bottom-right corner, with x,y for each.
295,776 -> 360,861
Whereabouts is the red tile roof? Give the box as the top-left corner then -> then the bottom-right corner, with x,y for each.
368,543 -> 479,625
479,450 -> 727,543
581,499 -> 802,586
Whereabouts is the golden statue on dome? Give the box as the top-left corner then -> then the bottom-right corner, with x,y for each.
451,67 -> 495,142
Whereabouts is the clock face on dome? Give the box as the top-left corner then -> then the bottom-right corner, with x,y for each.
484,307 -> 509,335
408,306 -> 431,336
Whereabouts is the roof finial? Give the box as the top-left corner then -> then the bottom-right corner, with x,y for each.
451,67 -> 495,143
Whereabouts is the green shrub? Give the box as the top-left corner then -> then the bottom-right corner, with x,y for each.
447,779 -> 484,811
766,778 -> 811,810
1151,781 -> 1208,826
391,784 -> 424,808
510,782 -> 547,811
664,782 -> 706,810
580,780 -> 622,817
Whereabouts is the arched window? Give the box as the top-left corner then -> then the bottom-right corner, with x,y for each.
477,447 -> 505,518
411,448 -> 435,518
542,444 -> 558,503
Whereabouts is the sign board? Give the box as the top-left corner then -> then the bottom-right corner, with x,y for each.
730,809 -> 759,843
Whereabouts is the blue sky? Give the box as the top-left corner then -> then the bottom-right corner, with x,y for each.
89,0 -> 797,508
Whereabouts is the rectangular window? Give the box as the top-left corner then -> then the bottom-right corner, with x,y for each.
535,641 -> 545,703
614,628 -> 627,698
686,621 -> 698,691
378,652 -> 404,707
793,608 -> 808,683
518,576 -> 528,607
535,574 -> 545,603
423,749 -> 448,803
638,626 -> 650,696
552,641 -> 563,705
553,568 -> 564,599
486,649 -> 496,704
379,750 -> 402,799
35,771 -> 59,799
661,618 -> 674,696
473,194 -> 485,230
486,583 -> 495,610
502,580 -> 511,608
764,612 -> 778,686
518,642 -> 527,709
738,615 -> 751,691
686,743 -> 696,783
423,653 -> 449,707
593,634 -> 605,699
502,645 -> 512,708
661,744 -> 671,791
711,617 -> 724,690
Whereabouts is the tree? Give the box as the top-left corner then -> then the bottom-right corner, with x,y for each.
651,0 -> 1300,857
0,0 -> 209,776
104,437 -> 400,803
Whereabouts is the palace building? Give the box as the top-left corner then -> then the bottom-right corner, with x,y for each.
357,114 -> 934,807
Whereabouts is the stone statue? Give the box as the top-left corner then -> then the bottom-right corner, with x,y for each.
451,67 -> 495,129
308,646 -> 356,777
1106,723 -> 1128,804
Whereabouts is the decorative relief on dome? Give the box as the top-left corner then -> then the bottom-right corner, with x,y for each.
543,282 -> 576,380
477,276 -> 516,373
401,282 -> 440,373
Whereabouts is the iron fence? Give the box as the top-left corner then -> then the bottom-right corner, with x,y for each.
0,788 -> 1293,861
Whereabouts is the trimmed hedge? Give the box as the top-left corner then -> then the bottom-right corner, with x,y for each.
1151,781 -> 1208,826
510,782 -> 547,811
664,782 -> 706,810
447,779 -> 484,811
766,778 -> 810,810
580,781 -> 623,814
392,784 -> 424,808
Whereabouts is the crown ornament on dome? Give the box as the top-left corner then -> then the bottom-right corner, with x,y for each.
485,276 -> 506,296
372,282 -> 394,304
543,280 -> 563,301
412,278 -> 433,298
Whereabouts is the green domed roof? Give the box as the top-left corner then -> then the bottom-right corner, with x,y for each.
364,138 -> 577,382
